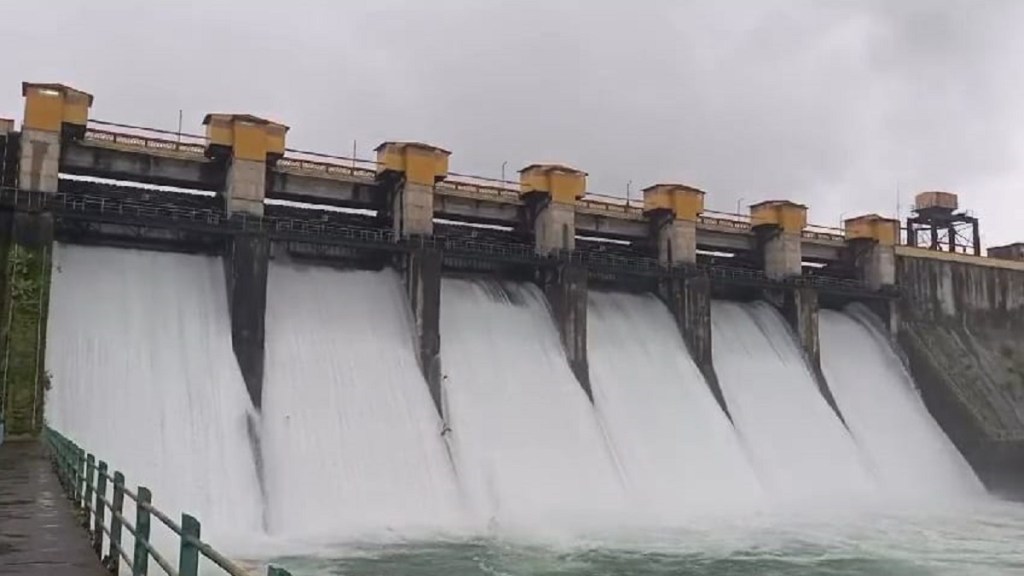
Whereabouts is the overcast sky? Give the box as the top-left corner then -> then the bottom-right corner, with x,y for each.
3,0 -> 1023,245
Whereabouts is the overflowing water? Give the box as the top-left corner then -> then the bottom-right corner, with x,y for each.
439,279 -> 625,528
261,263 -> 463,540
44,244 -> 263,548
586,291 -> 763,518
819,305 -> 985,502
710,300 -> 875,505
43,245 -> 1024,573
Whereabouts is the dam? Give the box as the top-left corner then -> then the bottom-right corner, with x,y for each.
2,82 -> 1024,574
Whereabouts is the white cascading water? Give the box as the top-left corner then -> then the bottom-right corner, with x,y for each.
819,306 -> 985,502
44,244 -> 263,550
587,291 -> 764,518
261,263 -> 463,539
439,279 -> 625,528
711,300 -> 875,505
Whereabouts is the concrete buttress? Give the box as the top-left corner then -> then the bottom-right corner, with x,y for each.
658,273 -> 730,418
540,263 -> 591,400
778,287 -> 845,424
404,246 -> 444,418
223,233 -> 269,409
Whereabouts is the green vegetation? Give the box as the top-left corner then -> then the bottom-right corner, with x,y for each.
0,241 -> 51,436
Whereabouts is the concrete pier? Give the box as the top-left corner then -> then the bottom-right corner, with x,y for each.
541,263 -> 592,400
780,286 -> 844,423
520,164 -> 585,256
223,233 -> 269,408
404,246 -> 444,417
752,201 -> 807,280
658,273 -> 729,417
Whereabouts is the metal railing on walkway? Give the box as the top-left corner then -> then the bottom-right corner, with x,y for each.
46,427 -> 291,576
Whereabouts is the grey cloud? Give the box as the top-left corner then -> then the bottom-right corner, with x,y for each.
1,0 -> 1021,244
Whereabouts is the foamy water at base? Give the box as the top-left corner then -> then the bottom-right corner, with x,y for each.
264,502 -> 1024,576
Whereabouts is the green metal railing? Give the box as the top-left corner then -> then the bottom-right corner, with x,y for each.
46,427 -> 292,576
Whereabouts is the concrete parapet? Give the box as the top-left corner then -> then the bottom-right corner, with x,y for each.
223,233 -> 269,409
403,247 -> 444,417
540,263 -> 591,400
658,273 -> 729,418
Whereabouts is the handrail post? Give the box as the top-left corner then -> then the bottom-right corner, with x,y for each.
76,447 -> 86,508
133,486 -> 152,576
83,454 -> 95,529
93,461 -> 108,556
178,514 -> 201,576
107,471 -> 125,574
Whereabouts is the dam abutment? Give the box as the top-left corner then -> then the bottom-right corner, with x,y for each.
895,250 -> 1024,498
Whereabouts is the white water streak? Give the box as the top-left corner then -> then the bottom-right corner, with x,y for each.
587,291 -> 764,518
262,264 -> 463,540
820,305 -> 985,502
45,244 -> 263,550
711,300 -> 875,505
439,279 -> 625,528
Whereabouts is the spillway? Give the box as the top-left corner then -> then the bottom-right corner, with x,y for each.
587,291 -> 763,519
44,244 -> 263,547
261,263 -> 463,539
439,279 -> 625,527
711,300 -> 874,505
819,306 -> 984,502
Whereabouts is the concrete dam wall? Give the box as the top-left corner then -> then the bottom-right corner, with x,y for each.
896,250 -> 1024,498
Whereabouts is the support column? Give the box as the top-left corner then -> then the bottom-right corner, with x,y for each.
375,141 -> 450,418
780,286 -> 844,423
542,263 -> 591,400
844,214 -> 898,291
519,164 -> 585,255
844,214 -> 900,337
375,141 -> 450,238
223,234 -> 269,408
18,83 -> 93,194
643,183 -> 729,415
658,274 -> 729,417
518,163 -> 592,398
751,200 -> 807,279
204,113 -> 288,217
204,114 -> 287,408
404,247 -> 443,417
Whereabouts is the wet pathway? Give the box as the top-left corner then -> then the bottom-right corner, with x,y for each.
0,439 -> 107,575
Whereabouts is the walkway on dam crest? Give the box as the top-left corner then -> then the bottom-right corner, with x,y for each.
0,440 -> 107,576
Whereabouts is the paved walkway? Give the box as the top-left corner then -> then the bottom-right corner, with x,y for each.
0,439 -> 107,576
